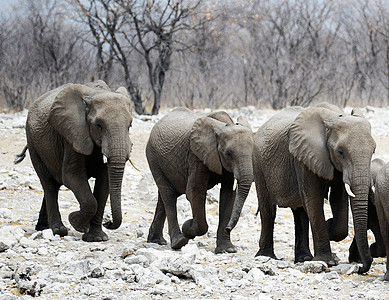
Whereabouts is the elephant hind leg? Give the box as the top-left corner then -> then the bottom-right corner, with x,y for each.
292,207 -> 313,263
147,192 -> 168,245
35,197 -> 49,231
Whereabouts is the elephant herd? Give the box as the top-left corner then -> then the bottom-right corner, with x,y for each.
14,81 -> 389,281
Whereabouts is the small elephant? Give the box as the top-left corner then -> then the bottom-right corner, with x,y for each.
146,108 -> 254,253
373,160 -> 389,280
349,158 -> 386,263
249,104 -> 376,274
15,80 -> 133,242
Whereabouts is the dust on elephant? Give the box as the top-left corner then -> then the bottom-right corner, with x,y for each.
349,158 -> 386,263
15,80 -> 133,242
146,107 -> 254,253
247,105 -> 375,274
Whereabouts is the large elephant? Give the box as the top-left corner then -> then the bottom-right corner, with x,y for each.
146,108 -> 254,253
15,80 -> 133,242
349,158 -> 386,263
245,105 -> 375,274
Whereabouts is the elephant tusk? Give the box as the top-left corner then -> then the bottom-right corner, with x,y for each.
371,186 -> 376,193
103,155 -> 108,164
233,178 -> 237,191
345,183 -> 356,198
129,158 -> 140,172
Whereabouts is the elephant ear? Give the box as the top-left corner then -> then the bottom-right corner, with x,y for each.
115,86 -> 132,112
351,107 -> 364,117
48,84 -> 96,155
190,116 -> 224,175
289,107 -> 337,180
84,80 -> 110,91
237,116 -> 252,131
207,111 -> 234,124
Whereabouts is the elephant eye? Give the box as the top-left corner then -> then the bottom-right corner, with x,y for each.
225,151 -> 233,158
338,149 -> 344,157
96,123 -> 103,131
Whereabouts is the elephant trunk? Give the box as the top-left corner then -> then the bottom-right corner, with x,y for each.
104,158 -> 126,229
226,160 -> 253,232
349,168 -> 372,274
102,132 -> 131,230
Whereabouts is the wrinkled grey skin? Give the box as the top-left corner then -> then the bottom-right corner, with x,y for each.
349,158 -> 386,263
146,108 -> 254,253
16,80 -> 133,242
251,105 -> 376,274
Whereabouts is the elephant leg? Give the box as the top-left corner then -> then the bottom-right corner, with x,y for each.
63,147 -> 97,233
215,174 -> 237,254
255,169 -> 277,259
375,199 -> 389,281
182,164 -> 209,240
296,165 -> 336,266
29,148 -> 67,236
327,178 -> 348,242
368,200 -> 386,258
82,171 -> 109,242
292,207 -> 313,263
147,192 -> 168,245
35,197 -> 49,231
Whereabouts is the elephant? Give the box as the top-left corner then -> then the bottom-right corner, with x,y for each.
245,104 -> 376,274
146,107 -> 254,253
14,80 -> 133,242
371,160 -> 389,280
349,158 -> 386,263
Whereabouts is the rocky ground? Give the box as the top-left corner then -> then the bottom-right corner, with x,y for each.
0,106 -> 388,300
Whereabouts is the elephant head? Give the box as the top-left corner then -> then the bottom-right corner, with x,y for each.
190,114 -> 254,231
288,107 -> 376,273
48,83 -> 133,230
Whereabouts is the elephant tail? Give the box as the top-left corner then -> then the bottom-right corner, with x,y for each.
14,145 -> 28,164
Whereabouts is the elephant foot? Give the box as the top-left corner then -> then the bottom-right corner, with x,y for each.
82,228 -> 108,242
35,222 -> 49,231
69,211 -> 90,233
170,234 -> 189,250
312,253 -> 339,267
215,241 -> 237,254
182,218 -> 208,239
255,248 -> 277,260
51,224 -> 69,237
294,251 -> 313,263
147,232 -> 167,245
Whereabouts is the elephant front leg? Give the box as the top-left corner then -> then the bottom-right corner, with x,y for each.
292,207 -> 313,263
215,175 -> 237,254
63,148 -> 97,234
297,164 -> 337,266
327,178 -> 349,242
182,165 -> 209,241
82,172 -> 109,242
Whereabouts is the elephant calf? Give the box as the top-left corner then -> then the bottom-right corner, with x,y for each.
15,80 -> 133,242
348,158 -> 389,281
146,108 -> 254,253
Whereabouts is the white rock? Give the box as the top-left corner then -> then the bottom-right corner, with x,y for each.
247,268 -> 265,282
42,229 -> 54,240
0,225 -> 25,248
298,261 -> 328,273
124,255 -> 149,267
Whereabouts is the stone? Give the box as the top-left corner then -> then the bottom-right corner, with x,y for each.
0,225 -> 25,248
298,261 -> 328,274
124,255 -> 149,267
